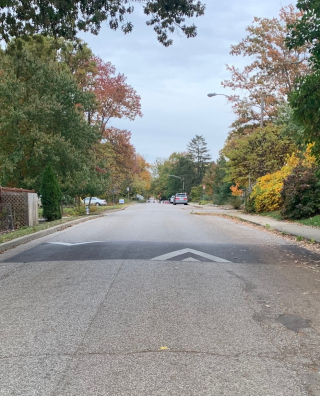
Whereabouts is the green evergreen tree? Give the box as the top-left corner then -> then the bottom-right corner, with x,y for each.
212,156 -> 232,205
187,135 -> 211,185
40,165 -> 62,221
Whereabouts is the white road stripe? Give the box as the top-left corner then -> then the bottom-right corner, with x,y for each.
48,242 -> 105,246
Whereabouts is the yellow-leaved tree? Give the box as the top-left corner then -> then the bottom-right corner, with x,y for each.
250,144 -> 315,212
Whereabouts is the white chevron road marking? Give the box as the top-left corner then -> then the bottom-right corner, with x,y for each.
182,257 -> 200,262
47,243 -> 231,263
151,248 -> 231,263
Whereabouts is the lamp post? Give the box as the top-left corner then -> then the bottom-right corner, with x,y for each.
207,92 -> 264,129
169,175 -> 185,191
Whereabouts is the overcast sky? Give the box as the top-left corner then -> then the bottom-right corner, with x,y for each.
81,0 -> 293,164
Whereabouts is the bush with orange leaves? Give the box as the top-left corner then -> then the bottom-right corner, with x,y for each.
230,183 -> 243,197
250,145 -> 316,213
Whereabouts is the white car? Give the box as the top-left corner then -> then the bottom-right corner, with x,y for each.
173,193 -> 188,205
170,196 -> 175,203
83,197 -> 107,206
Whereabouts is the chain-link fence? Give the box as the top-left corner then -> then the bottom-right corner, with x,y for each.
0,187 -> 35,233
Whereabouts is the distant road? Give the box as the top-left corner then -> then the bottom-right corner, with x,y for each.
1,203 -> 320,395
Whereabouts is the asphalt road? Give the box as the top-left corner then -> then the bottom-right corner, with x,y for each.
1,203 -> 320,395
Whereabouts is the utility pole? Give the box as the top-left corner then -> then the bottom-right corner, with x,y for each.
260,96 -> 264,129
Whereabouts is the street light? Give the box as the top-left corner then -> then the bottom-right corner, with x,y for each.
207,92 -> 264,129
169,175 -> 185,191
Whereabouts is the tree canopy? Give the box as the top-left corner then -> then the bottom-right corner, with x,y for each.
0,0 -> 205,46
0,36 -> 150,200
0,40 -> 98,191
223,5 -> 310,135
286,0 -> 320,64
223,125 -> 295,187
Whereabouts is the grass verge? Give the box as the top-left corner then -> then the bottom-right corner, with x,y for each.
258,211 -> 320,228
297,215 -> 320,227
256,211 -> 283,220
0,217 -> 80,244
1,204 -> 131,244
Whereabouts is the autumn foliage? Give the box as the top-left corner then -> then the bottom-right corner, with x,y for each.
90,57 -> 142,133
250,145 -> 316,213
230,184 -> 243,197
222,5 -> 310,134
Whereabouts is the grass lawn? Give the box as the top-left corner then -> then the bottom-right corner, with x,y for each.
257,211 -> 283,220
0,216 -> 80,244
1,204 -> 131,245
256,210 -> 320,228
297,215 -> 320,227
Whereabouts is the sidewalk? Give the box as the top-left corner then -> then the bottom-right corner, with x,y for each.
188,203 -> 320,243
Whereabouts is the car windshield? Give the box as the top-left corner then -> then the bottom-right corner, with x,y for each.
176,194 -> 186,197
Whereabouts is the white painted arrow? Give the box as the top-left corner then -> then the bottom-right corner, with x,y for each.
151,248 -> 231,263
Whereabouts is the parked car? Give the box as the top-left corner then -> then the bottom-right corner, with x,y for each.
170,196 -> 175,203
83,197 -> 107,206
173,193 -> 188,205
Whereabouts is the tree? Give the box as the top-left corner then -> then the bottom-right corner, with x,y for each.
89,57 -> 142,133
286,0 -> 320,65
275,102 -> 306,149
223,125 -> 295,187
131,155 -> 152,197
0,0 -> 205,46
202,161 -> 217,196
190,185 -> 203,202
0,39 -> 99,192
169,153 -> 196,194
40,165 -> 62,221
212,156 -> 232,205
187,135 -> 211,184
222,5 -> 310,133
289,73 -> 320,158
100,127 -> 138,191
281,165 -> 320,219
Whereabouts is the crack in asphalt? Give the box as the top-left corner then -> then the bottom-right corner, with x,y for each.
0,349 -> 308,362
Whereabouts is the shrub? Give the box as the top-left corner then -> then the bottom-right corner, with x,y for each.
281,165 -> 320,219
229,196 -> 242,209
61,195 -> 75,206
245,196 -> 256,213
40,165 -> 62,221
250,169 -> 290,213
190,185 -> 203,202
249,150 -> 302,213
213,182 -> 233,205
74,206 -> 86,215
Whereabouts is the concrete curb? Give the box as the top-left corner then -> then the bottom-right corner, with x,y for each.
0,205 -> 130,253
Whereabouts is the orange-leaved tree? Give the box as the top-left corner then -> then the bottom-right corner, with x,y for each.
230,183 -> 243,197
222,5 -> 310,134
88,57 -> 142,133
